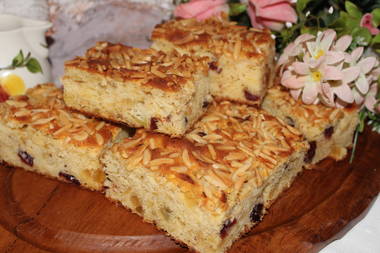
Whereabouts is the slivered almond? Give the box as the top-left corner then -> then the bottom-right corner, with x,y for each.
215,145 -> 236,151
207,144 -> 217,160
142,149 -> 151,166
182,149 -> 192,168
72,131 -> 89,141
95,121 -> 105,131
149,158 -> 175,166
151,67 -> 167,78
233,40 -> 241,59
225,152 -> 246,161
95,133 -> 104,145
53,125 -> 71,136
14,110 -> 30,117
123,138 -> 142,149
6,100 -> 27,107
31,117 -> 56,126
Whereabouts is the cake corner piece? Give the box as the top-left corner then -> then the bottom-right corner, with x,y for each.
102,101 -> 309,253
151,17 -> 276,106
0,83 -> 123,190
262,86 -> 359,165
62,41 -> 212,137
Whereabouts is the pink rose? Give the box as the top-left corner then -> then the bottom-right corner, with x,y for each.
360,13 -> 380,35
248,0 -> 297,31
174,0 -> 228,21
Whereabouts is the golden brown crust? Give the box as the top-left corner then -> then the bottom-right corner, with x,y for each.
65,42 -> 210,92
152,17 -> 274,60
111,101 -> 307,212
0,84 -> 120,148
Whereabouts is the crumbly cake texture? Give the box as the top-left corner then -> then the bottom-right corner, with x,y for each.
102,101 -> 308,253
62,41 -> 212,137
0,84 -> 123,190
262,86 -> 359,164
151,17 -> 275,106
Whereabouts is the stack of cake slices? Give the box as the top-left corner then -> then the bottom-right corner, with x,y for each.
0,17 -> 358,253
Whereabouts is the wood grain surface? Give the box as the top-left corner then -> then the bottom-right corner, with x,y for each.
0,129 -> 379,253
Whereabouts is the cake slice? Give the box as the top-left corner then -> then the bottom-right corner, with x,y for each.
62,41 -> 212,137
262,86 -> 359,164
151,17 -> 275,106
0,84 -> 123,190
102,101 -> 308,253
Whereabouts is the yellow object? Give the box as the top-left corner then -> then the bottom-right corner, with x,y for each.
0,73 -> 26,96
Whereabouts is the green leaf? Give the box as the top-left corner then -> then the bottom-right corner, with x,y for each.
372,33 -> 380,44
26,58 -> 43,73
296,0 -> 310,14
301,26 -> 318,35
229,3 -> 247,17
371,8 -> 380,26
12,50 -> 24,67
352,27 -> 372,45
345,1 -> 362,18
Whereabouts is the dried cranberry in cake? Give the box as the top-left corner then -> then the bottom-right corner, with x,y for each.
220,219 -> 237,239
250,203 -> 264,222
0,86 -> 9,102
59,172 -> 81,186
304,141 -> 317,163
244,90 -> 259,102
150,117 -> 159,130
18,150 -> 34,166
197,131 -> 206,137
324,126 -> 334,139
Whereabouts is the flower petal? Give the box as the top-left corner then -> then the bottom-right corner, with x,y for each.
290,88 -> 301,100
255,3 -> 297,23
321,82 -> 335,105
282,76 -> 307,89
320,29 -> 336,51
334,35 -> 352,51
295,34 -> 315,45
352,87 -> 365,104
364,84 -> 378,111
174,0 -> 227,19
358,57 -> 377,74
323,66 -> 343,80
351,47 -> 364,63
332,83 -> 354,103
247,3 -> 264,29
292,62 -> 310,75
261,19 -> 284,31
325,51 -> 345,65
342,66 -> 360,84
302,83 -> 319,104
355,74 -> 369,94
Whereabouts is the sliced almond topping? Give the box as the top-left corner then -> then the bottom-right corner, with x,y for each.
31,117 -> 56,126
72,131 -> 89,141
14,110 -> 30,117
6,100 -> 27,107
207,144 -> 217,160
95,121 -> 105,131
95,133 -> 104,145
142,148 -> 151,166
182,149 -> 192,168
149,158 -> 175,166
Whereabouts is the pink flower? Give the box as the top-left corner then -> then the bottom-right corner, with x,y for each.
364,83 -> 380,112
360,13 -> 380,35
174,0 -> 228,21
247,0 -> 297,31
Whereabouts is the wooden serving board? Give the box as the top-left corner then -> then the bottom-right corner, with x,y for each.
0,129 -> 379,253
